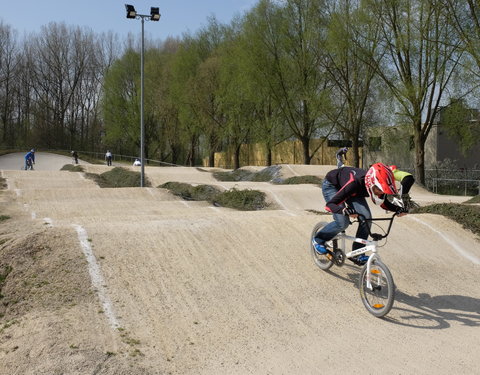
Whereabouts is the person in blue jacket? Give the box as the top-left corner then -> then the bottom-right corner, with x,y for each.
24,149 -> 35,170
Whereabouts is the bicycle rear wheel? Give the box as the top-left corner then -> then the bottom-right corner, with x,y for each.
310,222 -> 333,271
359,259 -> 395,317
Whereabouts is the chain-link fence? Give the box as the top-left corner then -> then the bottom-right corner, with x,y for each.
423,169 -> 480,196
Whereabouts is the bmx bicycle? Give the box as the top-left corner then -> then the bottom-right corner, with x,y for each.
311,213 -> 398,317
24,158 -> 34,170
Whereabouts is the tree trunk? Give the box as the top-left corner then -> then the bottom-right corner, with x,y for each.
266,147 -> 272,166
208,151 -> 215,168
413,128 -> 426,185
234,144 -> 241,170
301,136 -> 312,165
351,138 -> 361,168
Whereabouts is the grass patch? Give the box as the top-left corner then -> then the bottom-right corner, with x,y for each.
278,175 -> 323,185
159,182 -> 220,201
213,165 -> 281,182
60,164 -> 84,172
213,169 -> 256,182
415,203 -> 480,237
160,182 -> 268,210
0,265 -> 13,299
0,265 -> 12,286
0,177 -> 7,189
465,195 -> 480,204
212,188 -> 267,211
85,167 -> 150,188
0,215 -> 10,222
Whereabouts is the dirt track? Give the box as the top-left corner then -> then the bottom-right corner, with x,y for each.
0,153 -> 479,374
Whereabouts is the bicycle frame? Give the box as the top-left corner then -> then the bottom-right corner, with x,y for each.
329,214 -> 397,288
311,213 -> 398,317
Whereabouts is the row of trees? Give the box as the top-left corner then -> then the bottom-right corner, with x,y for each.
0,22 -> 122,151
1,0 -> 480,184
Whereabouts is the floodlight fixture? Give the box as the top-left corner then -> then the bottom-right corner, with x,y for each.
150,7 -> 161,21
125,4 -> 137,19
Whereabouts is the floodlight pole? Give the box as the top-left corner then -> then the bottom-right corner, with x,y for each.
125,5 -> 160,187
140,15 -> 145,187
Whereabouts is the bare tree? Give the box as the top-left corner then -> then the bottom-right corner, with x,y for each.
365,0 -> 464,184
27,23 -> 94,148
0,21 -> 20,146
443,0 -> 480,72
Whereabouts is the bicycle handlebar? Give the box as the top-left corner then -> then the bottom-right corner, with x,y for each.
351,212 -> 398,240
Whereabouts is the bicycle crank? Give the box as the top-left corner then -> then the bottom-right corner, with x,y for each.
333,249 -> 345,266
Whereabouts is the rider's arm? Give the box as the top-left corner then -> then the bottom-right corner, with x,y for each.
380,199 -> 400,212
324,179 -> 358,214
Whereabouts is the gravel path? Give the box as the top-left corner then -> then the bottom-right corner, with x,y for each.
0,153 -> 479,374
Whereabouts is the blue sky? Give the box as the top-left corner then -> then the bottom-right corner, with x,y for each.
1,0 -> 258,40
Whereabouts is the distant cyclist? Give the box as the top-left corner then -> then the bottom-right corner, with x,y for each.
336,147 -> 348,168
389,165 -> 415,208
24,149 -> 35,170
312,163 -> 412,265
105,150 -> 112,166
71,150 -> 79,164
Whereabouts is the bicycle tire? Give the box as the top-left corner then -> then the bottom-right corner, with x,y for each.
310,222 -> 334,271
359,259 -> 395,317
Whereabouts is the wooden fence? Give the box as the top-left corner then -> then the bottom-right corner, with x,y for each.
204,138 -> 362,169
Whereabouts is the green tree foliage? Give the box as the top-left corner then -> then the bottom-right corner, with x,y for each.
102,44 -> 177,161
102,49 -> 141,156
169,17 -> 228,167
321,0 -> 383,167
441,99 -> 480,155
443,0 -> 480,74
242,0 -> 332,165
241,3 -> 291,166
2,1 -> 480,171
217,20 -> 258,169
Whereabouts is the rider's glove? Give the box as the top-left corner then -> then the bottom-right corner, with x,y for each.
396,206 -> 409,214
342,207 -> 357,216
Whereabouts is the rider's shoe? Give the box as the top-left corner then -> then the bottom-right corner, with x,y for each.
312,240 -> 327,254
349,254 -> 369,266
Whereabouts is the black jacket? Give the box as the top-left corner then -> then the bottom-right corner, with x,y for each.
324,167 -> 398,214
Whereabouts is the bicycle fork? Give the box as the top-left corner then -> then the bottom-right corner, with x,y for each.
346,241 -> 378,290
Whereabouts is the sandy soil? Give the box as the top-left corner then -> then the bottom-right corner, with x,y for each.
0,153 -> 479,375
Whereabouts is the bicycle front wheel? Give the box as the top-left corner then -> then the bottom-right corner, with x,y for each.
310,222 -> 333,271
359,259 -> 395,317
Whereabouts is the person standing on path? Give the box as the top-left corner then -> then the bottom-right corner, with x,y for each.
336,147 -> 348,168
24,149 -> 35,170
105,150 -> 112,166
71,150 -> 78,164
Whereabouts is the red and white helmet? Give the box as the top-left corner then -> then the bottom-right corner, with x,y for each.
365,163 -> 398,205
